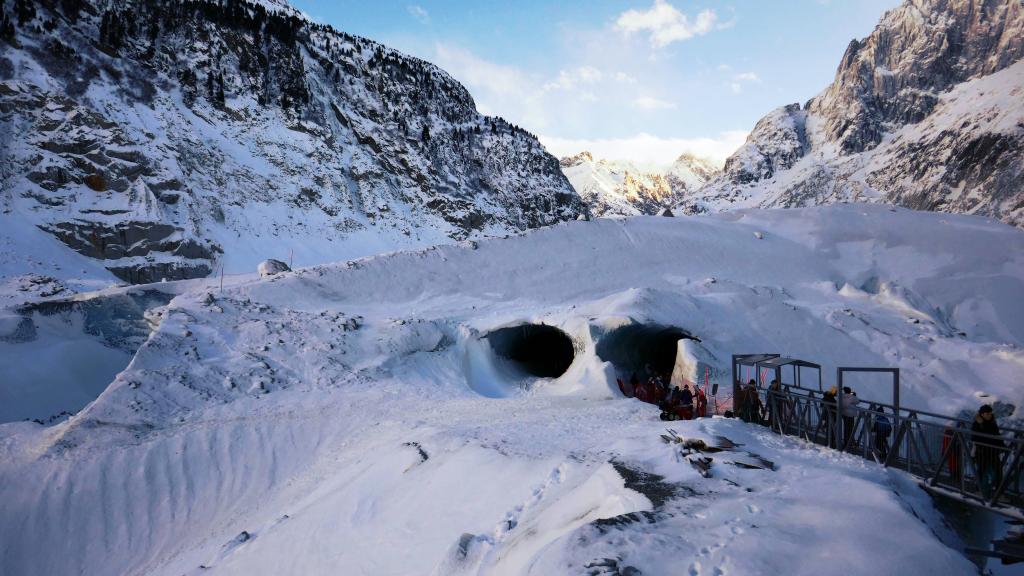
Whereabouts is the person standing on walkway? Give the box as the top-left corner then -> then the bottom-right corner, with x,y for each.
742,380 -> 761,424
822,387 -> 838,448
734,382 -> 748,422
972,404 -> 1006,499
871,405 -> 892,461
839,387 -> 859,449
766,379 -> 782,429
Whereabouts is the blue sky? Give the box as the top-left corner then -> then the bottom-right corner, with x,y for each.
290,0 -> 902,164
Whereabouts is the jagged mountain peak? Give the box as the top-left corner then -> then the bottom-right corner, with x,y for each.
559,150 -> 594,168
689,0 -> 1024,227
559,151 -> 719,217
810,0 -> 1024,154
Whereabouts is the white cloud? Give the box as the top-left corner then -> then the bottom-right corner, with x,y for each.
434,43 -> 532,101
543,66 -> 604,92
615,1 -> 718,47
614,71 -> 638,84
631,96 -> 677,110
434,44 -> 654,126
407,5 -> 430,25
433,43 -> 540,119
729,71 -> 761,93
539,131 -> 749,167
432,42 -> 745,167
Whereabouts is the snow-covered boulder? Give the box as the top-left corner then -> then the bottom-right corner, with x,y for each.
257,259 -> 290,278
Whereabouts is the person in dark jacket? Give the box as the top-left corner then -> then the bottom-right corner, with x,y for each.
766,379 -> 782,429
972,404 -> 1006,499
741,380 -> 762,424
680,384 -> 694,407
648,372 -> 668,403
871,405 -> 892,461
680,385 -> 695,420
734,382 -> 749,422
661,385 -> 681,411
822,386 -> 838,448
660,385 -> 683,420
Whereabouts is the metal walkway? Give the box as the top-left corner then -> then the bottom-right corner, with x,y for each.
730,356 -> 1024,520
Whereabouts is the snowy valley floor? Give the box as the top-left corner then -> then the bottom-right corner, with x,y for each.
2,205 -> 1023,575
0,389 -> 978,576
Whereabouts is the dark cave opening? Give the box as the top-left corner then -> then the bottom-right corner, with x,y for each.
485,324 -> 575,378
595,323 -> 698,379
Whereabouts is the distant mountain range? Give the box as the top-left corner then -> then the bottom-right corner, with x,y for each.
559,151 -> 717,217
0,0 -> 585,285
685,0 -> 1024,228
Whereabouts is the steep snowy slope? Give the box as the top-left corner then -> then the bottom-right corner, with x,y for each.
1,204 -> 1020,575
561,151 -> 716,217
692,0 -> 1024,227
0,0 -> 583,287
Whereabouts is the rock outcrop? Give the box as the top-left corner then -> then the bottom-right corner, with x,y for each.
0,0 -> 584,284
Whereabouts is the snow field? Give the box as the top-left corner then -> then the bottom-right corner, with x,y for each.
1,204 -> 1021,574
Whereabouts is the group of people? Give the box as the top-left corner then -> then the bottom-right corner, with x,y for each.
736,380 -> 895,458
820,385 -> 870,450
617,370 -> 708,421
623,370 -> 1012,499
740,380 -> 1011,500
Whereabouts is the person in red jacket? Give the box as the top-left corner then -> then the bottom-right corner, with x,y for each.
695,386 -> 708,418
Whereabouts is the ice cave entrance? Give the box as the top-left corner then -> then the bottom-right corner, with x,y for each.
485,324 -> 575,378
595,323 -> 698,380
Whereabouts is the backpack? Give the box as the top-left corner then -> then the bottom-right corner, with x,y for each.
874,415 -> 892,436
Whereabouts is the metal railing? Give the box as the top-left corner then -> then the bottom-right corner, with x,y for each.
755,385 -> 1024,514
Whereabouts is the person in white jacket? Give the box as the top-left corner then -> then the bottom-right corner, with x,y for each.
840,387 -> 859,448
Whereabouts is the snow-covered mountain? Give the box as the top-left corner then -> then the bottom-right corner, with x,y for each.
688,0 -> 1024,227
2,204 -> 1020,575
0,0 -> 584,286
560,151 -> 717,217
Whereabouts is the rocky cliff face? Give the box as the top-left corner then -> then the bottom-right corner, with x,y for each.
0,0 -> 584,285
561,151 -> 717,217
691,0 -> 1024,227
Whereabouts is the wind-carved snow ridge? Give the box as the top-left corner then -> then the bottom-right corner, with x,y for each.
0,206 -> 1018,575
690,0 -> 1024,228
0,0 -> 584,290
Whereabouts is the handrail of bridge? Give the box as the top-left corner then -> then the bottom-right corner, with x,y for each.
753,384 -> 1024,516
773,384 -> 1024,433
